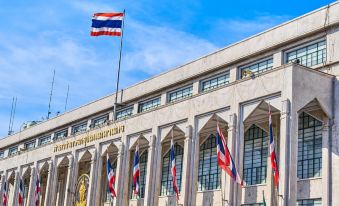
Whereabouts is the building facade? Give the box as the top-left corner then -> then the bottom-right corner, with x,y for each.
1,2 -> 339,206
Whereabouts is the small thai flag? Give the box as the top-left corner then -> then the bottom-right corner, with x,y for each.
34,174 -> 41,206
216,123 -> 244,186
133,145 -> 140,196
107,154 -> 117,198
91,12 -> 124,36
2,181 -> 7,206
18,178 -> 24,206
170,138 -> 179,200
269,105 -> 279,187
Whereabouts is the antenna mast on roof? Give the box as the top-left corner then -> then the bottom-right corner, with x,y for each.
47,69 -> 55,119
8,96 -> 17,135
64,84 -> 70,112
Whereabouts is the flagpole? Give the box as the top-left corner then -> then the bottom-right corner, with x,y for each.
113,9 -> 126,122
217,119 -> 225,206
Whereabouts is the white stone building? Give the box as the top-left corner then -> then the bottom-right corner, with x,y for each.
1,2 -> 339,206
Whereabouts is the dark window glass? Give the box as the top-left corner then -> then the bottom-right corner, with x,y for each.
243,125 -> 268,185
198,134 -> 221,191
138,98 -> 161,113
298,112 -> 322,179
168,86 -> 193,103
286,40 -> 326,67
131,150 -> 148,199
240,58 -> 273,78
160,143 -> 184,196
201,73 -> 230,92
297,198 -> 321,206
116,107 -> 133,120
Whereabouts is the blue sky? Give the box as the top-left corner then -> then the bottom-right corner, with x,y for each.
0,0 -> 334,137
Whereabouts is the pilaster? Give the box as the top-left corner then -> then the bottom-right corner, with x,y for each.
179,125 -> 193,206
322,120 -> 330,206
87,149 -> 97,205
226,113 -> 237,205
43,160 -> 53,206
144,135 -> 156,206
26,167 -> 35,206
278,99 -> 291,206
115,143 -> 125,206
64,155 -> 74,206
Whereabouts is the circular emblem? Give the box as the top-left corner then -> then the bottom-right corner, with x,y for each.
74,174 -> 89,206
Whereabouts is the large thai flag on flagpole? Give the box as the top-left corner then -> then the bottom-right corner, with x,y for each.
107,154 -> 117,198
91,13 -> 124,36
170,138 -> 179,200
18,177 -> 24,206
133,145 -> 140,197
2,181 -> 7,206
269,105 -> 280,187
34,173 -> 41,206
216,123 -> 245,186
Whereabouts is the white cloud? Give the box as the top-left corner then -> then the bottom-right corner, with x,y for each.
0,0 -> 218,137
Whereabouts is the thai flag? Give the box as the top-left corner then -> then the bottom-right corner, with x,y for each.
18,178 -> 24,206
216,124 -> 244,186
34,174 -> 40,206
133,145 -> 140,196
269,105 -> 279,187
91,13 -> 124,36
170,139 -> 179,200
106,154 -> 117,198
2,181 -> 7,206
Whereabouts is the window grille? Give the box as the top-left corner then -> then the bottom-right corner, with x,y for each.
168,86 -> 193,103
201,73 -> 230,92
116,107 -> 133,120
297,198 -> 321,206
138,98 -> 161,113
240,58 -> 273,78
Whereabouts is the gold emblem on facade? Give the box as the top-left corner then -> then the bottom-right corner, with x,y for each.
75,174 -> 89,206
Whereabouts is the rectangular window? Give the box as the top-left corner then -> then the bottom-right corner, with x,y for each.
54,129 -> 68,141
138,97 -> 161,113
72,122 -> 87,135
201,72 -> 230,92
298,112 -> 322,179
38,136 -> 51,146
116,107 -> 133,120
0,151 -> 4,158
243,125 -> 268,185
240,58 -> 273,78
25,140 -> 36,150
297,198 -> 321,206
92,114 -> 109,128
168,86 -> 193,103
8,146 -> 18,156
286,40 -> 326,67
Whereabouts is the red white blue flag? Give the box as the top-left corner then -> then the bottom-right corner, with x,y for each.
216,123 -> 244,186
133,145 -> 140,196
269,105 -> 279,187
170,138 -> 179,200
2,181 -> 7,206
18,177 -> 24,206
34,173 -> 40,206
106,154 -> 117,198
91,13 -> 124,36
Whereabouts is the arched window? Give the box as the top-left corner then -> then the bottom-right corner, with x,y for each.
160,143 -> 184,196
131,150 -> 148,199
105,160 -> 117,203
243,124 -> 268,185
198,134 -> 221,191
298,112 -> 322,179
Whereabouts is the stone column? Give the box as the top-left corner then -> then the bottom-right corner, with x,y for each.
94,154 -> 104,206
322,120 -> 330,206
43,161 -> 53,206
144,135 -> 156,206
63,155 -> 74,206
12,171 -> 20,206
225,114 -> 237,205
87,149 -> 97,206
278,99 -> 291,206
50,159 -> 59,206
0,174 -> 5,205
179,125 -> 192,206
115,144 -> 125,206
26,168 -> 35,206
